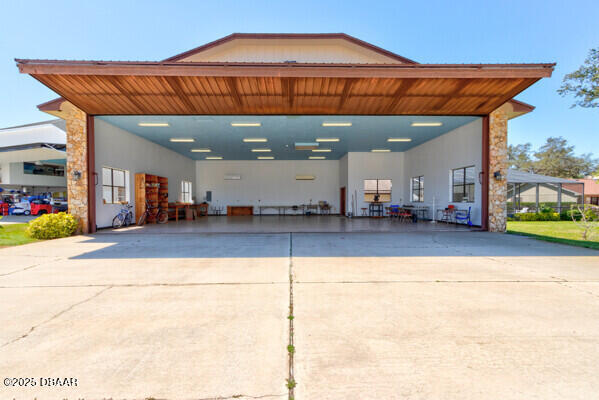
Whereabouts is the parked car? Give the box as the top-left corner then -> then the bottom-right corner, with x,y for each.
30,199 -> 54,215
10,200 -> 32,215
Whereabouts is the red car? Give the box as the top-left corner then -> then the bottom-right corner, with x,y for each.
0,202 -> 8,216
30,200 -> 54,215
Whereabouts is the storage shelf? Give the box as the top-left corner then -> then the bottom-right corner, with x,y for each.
135,173 -> 168,225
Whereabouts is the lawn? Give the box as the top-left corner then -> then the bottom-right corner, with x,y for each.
507,221 -> 599,250
0,223 -> 38,247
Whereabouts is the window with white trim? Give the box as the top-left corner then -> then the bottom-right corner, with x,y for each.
411,176 -> 424,202
102,167 -> 129,204
181,180 -> 192,203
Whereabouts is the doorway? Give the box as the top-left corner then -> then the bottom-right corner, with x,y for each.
340,187 -> 346,216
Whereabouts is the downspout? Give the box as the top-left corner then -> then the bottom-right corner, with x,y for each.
481,115 -> 489,230
86,115 -> 96,233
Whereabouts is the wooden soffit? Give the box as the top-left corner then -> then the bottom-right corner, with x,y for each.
17,60 -> 554,115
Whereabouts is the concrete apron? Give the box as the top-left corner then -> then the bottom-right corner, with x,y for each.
0,231 -> 598,399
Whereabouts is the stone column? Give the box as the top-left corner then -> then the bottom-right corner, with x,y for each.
488,104 -> 509,232
63,102 -> 89,233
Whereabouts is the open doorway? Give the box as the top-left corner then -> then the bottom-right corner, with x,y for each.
340,187 -> 346,216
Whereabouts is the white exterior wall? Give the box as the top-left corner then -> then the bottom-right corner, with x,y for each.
0,162 -> 66,187
94,119 -> 196,228
195,160 -> 340,214
403,119 -> 482,225
345,152 -> 406,215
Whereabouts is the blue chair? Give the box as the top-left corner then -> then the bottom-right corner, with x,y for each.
455,207 -> 472,226
389,204 -> 400,218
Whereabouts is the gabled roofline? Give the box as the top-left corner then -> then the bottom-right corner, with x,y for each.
17,59 -> 555,79
162,33 -> 418,64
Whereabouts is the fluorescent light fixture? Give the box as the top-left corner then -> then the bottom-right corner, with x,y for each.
169,138 -> 195,143
411,122 -> 443,127
387,138 -> 412,142
309,156 -> 326,160
371,149 -> 391,152
243,138 -> 268,142
205,156 -> 223,160
251,148 -> 271,152
257,156 -> 274,160
224,174 -> 241,180
312,149 -> 331,152
316,138 -> 340,142
138,122 -> 169,127
190,148 -> 211,152
296,175 -> 315,180
322,122 -> 352,127
231,122 -> 261,127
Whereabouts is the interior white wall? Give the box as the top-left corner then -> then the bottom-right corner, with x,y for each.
94,119 -> 196,228
1,162 -> 66,187
195,160 -> 340,214
403,119 -> 482,225
345,152 -> 405,215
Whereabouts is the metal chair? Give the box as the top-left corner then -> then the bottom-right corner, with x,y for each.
388,205 -> 400,218
455,207 -> 472,226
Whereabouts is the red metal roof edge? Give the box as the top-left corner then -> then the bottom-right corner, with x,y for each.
161,33 -> 418,64
508,98 -> 535,113
37,96 -> 65,111
15,58 -> 556,69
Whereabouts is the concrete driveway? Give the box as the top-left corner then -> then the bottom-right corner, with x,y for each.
0,231 -> 598,399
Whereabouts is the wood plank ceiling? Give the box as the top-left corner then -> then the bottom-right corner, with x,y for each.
19,61 -> 553,115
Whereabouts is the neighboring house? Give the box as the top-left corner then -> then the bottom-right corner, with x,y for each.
570,178 -> 599,205
15,33 -> 555,231
0,119 -> 67,195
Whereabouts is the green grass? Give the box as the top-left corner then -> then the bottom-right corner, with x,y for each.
0,223 -> 38,247
507,221 -> 599,250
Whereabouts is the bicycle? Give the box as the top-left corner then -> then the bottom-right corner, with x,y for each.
137,200 -> 168,225
112,203 -> 133,229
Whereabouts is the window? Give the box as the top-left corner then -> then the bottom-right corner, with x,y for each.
181,181 -> 192,203
364,179 -> 392,202
411,176 -> 424,202
591,196 -> 599,206
24,162 -> 64,177
102,167 -> 129,204
452,166 -> 475,202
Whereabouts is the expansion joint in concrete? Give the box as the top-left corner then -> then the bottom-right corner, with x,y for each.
287,232 -> 296,399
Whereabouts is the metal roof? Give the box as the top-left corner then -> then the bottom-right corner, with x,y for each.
507,169 -> 578,184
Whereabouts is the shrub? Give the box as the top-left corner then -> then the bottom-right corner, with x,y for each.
561,209 -> 583,221
512,212 -> 560,221
26,212 -> 78,239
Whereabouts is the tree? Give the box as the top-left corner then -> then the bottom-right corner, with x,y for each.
558,48 -> 599,108
533,137 -> 597,178
508,143 -> 534,172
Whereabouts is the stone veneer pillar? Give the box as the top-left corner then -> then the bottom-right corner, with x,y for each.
63,102 -> 89,233
488,104 -> 509,232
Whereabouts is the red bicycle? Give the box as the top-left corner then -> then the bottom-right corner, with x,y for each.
137,200 -> 168,225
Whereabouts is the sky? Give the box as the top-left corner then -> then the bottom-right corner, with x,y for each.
1,0 -> 597,157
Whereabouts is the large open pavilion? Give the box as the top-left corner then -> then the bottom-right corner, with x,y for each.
16,33 -> 554,233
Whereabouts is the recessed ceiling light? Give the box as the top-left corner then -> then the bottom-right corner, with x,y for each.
371,149 -> 391,152
205,156 -> 223,160
243,138 -> 268,142
309,156 -> 326,160
231,122 -> 261,127
190,148 -> 211,152
257,156 -> 274,160
387,138 -> 412,142
138,122 -> 169,127
312,149 -> 331,152
411,122 -> 443,127
251,148 -> 271,152
316,138 -> 340,142
322,122 -> 352,127
169,138 -> 195,142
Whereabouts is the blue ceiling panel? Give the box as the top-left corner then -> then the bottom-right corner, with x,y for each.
98,115 -> 479,160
